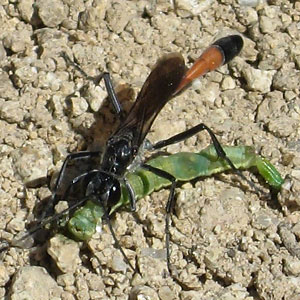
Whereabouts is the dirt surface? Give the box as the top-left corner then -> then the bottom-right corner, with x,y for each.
0,0 -> 300,299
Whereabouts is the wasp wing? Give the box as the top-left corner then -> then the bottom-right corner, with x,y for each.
114,53 -> 186,147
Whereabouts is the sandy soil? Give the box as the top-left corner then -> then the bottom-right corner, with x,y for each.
0,0 -> 300,299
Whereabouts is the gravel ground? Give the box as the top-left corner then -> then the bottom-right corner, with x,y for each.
0,0 -> 300,299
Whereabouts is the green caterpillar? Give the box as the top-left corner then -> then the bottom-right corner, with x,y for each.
66,145 -> 284,241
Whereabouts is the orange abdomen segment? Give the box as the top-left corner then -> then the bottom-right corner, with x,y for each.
174,35 -> 243,95
175,46 -> 224,93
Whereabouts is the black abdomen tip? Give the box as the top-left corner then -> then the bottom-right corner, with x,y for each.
213,35 -> 244,64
